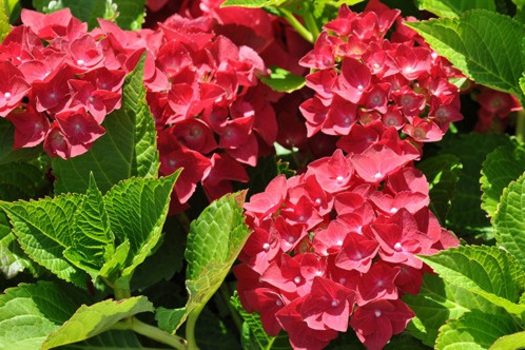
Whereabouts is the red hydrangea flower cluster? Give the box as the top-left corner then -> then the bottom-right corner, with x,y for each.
235,124 -> 459,349
473,86 -> 522,133
298,1 -> 463,146
0,9 -> 130,159
136,13 -> 276,207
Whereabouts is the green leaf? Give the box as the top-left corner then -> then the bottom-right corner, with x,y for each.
406,10 -> 525,100
0,162 -> 48,201
0,282 -> 88,350
221,0 -> 268,7
156,307 -> 186,333
41,296 -> 153,349
1,195 -> 90,288
32,0 -> 117,29
260,66 -> 305,93
0,211 -> 33,279
513,0 -> 525,10
103,172 -> 180,280
415,0 -> 496,18
113,0 -> 145,30
64,174 -> 115,280
436,310 -> 520,350
481,141 -> 525,218
53,53 -> 159,194
164,192 -> 251,333
418,154 -> 462,224
0,0 -> 11,41
231,293 -> 277,350
490,331 -> 525,349
194,308 -> 241,350
439,133 -> 512,236
493,171 -> 525,271
418,245 -> 525,316
404,274 -> 500,346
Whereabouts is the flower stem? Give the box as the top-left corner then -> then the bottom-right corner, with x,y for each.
302,5 -> 320,41
279,8 -> 314,44
113,318 -> 188,350
185,304 -> 205,350
516,109 -> 525,143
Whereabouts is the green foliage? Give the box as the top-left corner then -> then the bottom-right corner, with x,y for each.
0,282 -> 88,350
481,141 -> 525,217
0,119 -> 41,165
112,0 -> 145,30
32,0 -> 117,29
407,10 -> 525,103
0,211 -> 35,279
41,296 -> 154,349
415,0 -> 496,18
418,154 -> 463,224
1,173 -> 179,288
490,331 -> 525,349
404,274 -> 499,346
53,53 -> 159,194
493,171 -> 525,271
0,0 -> 11,41
439,133 -> 511,237
418,246 -> 525,317
157,192 -> 251,334
435,310 -> 519,349
260,66 -> 306,93
58,331 -> 144,349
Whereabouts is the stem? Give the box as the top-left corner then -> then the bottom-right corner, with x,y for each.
185,304 -> 205,350
219,283 -> 243,333
302,5 -> 320,41
113,277 -> 131,300
516,109 -> 525,142
279,8 -> 314,44
114,318 -> 188,350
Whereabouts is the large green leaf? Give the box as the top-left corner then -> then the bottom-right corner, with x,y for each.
417,154 -> 462,224
0,162 -> 48,201
406,10 -> 525,101
439,133 -> 511,237
481,141 -> 525,218
404,274 -> 499,346
103,172 -> 179,281
41,296 -> 153,349
490,331 -> 525,349
1,195 -> 90,288
53,53 -> 159,194
435,310 -> 520,350
160,192 -> 251,333
493,171 -> 525,271
64,175 -> 115,280
0,282 -> 88,350
418,246 -> 525,316
0,0 -> 11,41
32,0 -> 116,29
415,0 -> 496,18
113,0 -> 145,30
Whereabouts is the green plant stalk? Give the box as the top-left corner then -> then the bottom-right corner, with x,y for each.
516,109 -> 525,143
185,304 -> 206,350
114,317 -> 187,350
278,8 -> 314,43
302,5 -> 320,41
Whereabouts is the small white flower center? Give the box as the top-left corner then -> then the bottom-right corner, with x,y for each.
336,175 -> 344,183
373,172 -> 382,180
262,242 -> 270,251
331,300 -> 339,307
315,198 -> 322,205
375,309 -> 382,317
76,59 -> 85,66
357,84 -> 364,91
293,276 -> 302,284
390,207 -> 398,214
287,236 -> 295,243
4,92 -> 11,100
394,242 -> 403,252
276,299 -> 283,307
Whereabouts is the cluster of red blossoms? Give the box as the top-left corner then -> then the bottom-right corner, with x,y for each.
299,1 -> 463,145
235,128 -> 459,349
0,9 -> 128,158
236,2 -> 462,349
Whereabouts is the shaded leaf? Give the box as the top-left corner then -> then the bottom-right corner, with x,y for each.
42,296 -> 153,349
415,0 -> 496,18
32,0 -> 116,29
